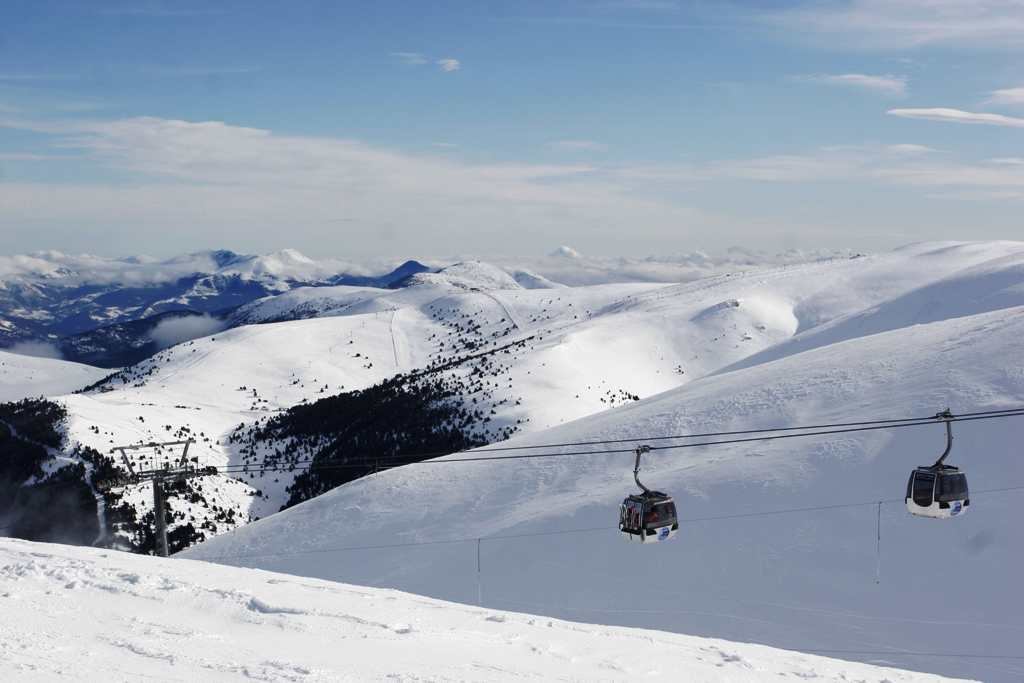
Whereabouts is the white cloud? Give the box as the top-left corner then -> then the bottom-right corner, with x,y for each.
797,73 -> 907,97
622,143 -> 1024,190
7,341 -> 63,360
147,314 -> 228,350
483,247 -> 861,286
769,0 -> 1024,49
551,246 -> 582,259
983,87 -> 1024,107
0,116 -> 701,256
391,54 -> 460,72
888,108 -> 1024,127
429,142 -> 459,147
548,140 -> 605,151
391,52 -> 428,66
3,117 -> 1024,259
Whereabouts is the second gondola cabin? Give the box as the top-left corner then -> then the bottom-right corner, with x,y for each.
906,467 -> 969,519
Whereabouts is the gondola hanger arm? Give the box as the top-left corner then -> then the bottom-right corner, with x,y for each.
932,408 -> 955,469
633,444 -> 652,494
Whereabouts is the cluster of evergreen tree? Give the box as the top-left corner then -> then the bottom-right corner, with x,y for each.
239,376 -> 490,509
0,397 -> 187,553
0,399 -> 99,545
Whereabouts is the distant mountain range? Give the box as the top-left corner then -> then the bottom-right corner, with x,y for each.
0,249 -> 429,366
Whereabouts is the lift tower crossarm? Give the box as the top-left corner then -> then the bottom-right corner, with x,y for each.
95,440 -> 217,558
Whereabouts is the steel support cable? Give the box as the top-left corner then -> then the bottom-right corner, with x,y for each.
196,485 -> 1024,562
215,408 -> 1024,474
220,406 -> 1024,472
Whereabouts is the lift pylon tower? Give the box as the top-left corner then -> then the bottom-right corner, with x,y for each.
96,440 -> 218,558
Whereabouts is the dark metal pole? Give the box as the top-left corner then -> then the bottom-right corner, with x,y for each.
633,445 -> 652,494
932,409 -> 955,469
153,479 -> 168,558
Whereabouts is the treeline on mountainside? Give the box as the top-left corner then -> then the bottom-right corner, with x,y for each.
0,399 -> 100,545
234,376 -> 490,509
0,398 -> 198,553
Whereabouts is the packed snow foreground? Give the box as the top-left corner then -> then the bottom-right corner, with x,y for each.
0,538 -> 976,682
3,241 -> 1024,682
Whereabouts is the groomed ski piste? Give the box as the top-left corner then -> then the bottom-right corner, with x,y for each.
3,241 -> 1024,681
0,538 -> 972,683
0,349 -> 109,403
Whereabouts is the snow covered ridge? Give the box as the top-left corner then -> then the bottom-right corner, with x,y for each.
0,249 -> 430,349
0,245 -> 857,351
0,538 -> 978,683
392,260 -> 564,292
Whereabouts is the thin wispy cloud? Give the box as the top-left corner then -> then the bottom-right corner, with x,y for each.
548,140 -> 605,151
769,0 -> 1024,49
127,65 -> 260,77
796,73 -> 908,97
888,108 -> 1024,128
3,117 -> 1023,260
0,73 -> 66,82
0,153 -> 79,161
8,118 -> 1023,194
391,52 -> 428,66
983,87 -> 1024,107
0,116 -> 678,255
622,143 -> 1024,192
391,53 -> 461,71
429,142 -> 459,147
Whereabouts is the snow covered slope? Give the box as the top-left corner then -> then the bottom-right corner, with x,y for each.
29,241 -> 1020,545
179,242 -> 1024,683
0,349 -> 109,403
0,249 -> 427,346
0,538 -> 975,683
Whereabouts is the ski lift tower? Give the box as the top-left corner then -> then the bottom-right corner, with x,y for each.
96,440 -> 218,557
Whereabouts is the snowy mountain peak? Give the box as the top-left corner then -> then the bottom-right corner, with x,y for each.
506,267 -> 566,289
396,259 -> 526,291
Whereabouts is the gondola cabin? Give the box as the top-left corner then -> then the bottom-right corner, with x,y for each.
906,467 -> 969,519
905,410 -> 969,519
620,493 -> 678,543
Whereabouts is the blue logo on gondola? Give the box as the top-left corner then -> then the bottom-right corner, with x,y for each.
658,527 -> 671,540
951,501 -> 962,515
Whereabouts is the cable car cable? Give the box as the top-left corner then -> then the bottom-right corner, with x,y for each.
214,407 -> 1024,475
195,484 -> 1024,562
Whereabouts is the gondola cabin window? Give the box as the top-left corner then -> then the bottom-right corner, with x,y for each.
910,472 -> 935,507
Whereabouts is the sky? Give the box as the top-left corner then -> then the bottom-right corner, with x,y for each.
0,0 -> 1023,261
